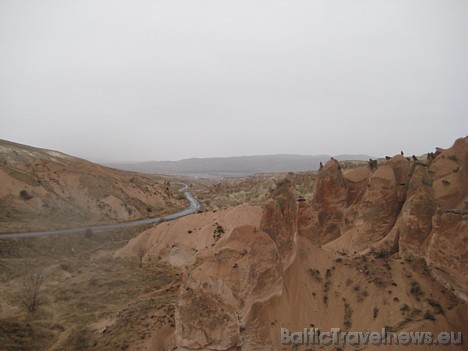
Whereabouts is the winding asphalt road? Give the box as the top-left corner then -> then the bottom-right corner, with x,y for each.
0,183 -> 203,239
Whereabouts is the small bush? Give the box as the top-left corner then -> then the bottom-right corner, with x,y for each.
427,299 -> 444,315
409,281 -> 423,300
177,193 -> 186,200
323,269 -> 332,305
308,269 -> 322,283
21,274 -> 44,313
400,304 -> 410,313
424,311 -> 436,321
343,300 -> 353,330
447,155 -> 457,161
372,277 -> 384,287
212,223 -> 225,241
375,249 -> 388,259
19,190 -> 33,200
373,307 -> 379,319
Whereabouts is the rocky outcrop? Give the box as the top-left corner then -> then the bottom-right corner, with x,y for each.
373,138 -> 468,300
299,158 -> 403,251
316,137 -> 468,300
171,137 -> 467,350
422,138 -> 468,300
349,165 -> 400,250
297,200 -> 321,245
175,225 -> 283,350
260,179 -> 298,262
117,203 -> 288,351
172,179 -> 300,350
426,211 -> 467,300
308,159 -> 347,244
115,138 -> 467,350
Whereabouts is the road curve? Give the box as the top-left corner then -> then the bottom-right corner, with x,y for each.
0,183 -> 203,239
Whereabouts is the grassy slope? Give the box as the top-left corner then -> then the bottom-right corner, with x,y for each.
0,227 -> 180,351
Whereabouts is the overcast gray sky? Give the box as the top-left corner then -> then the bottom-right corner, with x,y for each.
1,0 -> 467,162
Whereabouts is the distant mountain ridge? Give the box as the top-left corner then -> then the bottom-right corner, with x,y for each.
105,154 -> 372,177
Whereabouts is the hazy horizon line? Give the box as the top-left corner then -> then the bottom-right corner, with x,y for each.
3,137 -> 455,164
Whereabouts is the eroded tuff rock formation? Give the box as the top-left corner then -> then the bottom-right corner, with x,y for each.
320,137 -> 467,300
260,178 -> 297,263
116,137 -> 467,350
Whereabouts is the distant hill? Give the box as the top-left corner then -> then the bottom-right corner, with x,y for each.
105,154 -> 372,178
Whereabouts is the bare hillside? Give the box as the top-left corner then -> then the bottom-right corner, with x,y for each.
0,140 -> 185,234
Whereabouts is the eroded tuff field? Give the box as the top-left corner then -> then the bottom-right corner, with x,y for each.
0,138 -> 467,351
120,137 -> 467,350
